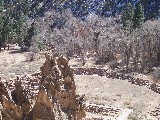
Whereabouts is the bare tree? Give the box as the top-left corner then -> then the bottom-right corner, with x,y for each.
33,8 -> 160,73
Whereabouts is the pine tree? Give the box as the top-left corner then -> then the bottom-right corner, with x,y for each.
0,0 -> 12,50
22,22 -> 37,51
133,2 -> 144,28
121,3 -> 134,29
0,0 -> 30,50
0,0 -> 4,50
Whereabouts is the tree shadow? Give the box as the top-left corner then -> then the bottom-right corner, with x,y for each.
9,50 -> 27,54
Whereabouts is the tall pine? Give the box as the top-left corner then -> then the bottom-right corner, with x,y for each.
121,3 -> 134,30
133,2 -> 144,28
0,0 -> 4,49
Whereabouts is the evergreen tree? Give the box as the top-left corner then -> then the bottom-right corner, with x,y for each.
133,2 -> 144,28
22,22 -> 37,51
0,0 -> 12,50
121,3 -> 134,29
0,0 -> 5,50
0,0 -> 30,50
15,13 -> 27,44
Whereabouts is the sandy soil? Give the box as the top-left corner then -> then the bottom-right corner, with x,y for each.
74,75 -> 160,120
0,50 -> 160,120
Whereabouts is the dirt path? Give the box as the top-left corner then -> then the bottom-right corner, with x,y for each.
0,50 -> 26,66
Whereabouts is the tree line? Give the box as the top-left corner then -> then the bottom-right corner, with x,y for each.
0,0 -> 159,51
0,0 -> 36,51
0,0 -> 160,75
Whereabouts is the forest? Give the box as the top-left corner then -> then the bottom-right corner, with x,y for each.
0,0 -> 159,73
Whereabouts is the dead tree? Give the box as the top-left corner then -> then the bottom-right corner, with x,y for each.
93,31 -> 101,54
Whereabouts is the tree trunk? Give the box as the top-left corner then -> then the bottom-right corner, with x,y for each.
7,44 -> 9,50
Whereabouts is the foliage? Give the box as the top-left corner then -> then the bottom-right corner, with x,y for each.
133,2 -> 144,28
0,0 -> 7,48
0,0 -> 159,73
0,0 -> 30,49
19,0 -> 159,21
21,22 -> 37,51
0,0 -> 158,51
121,3 -> 134,29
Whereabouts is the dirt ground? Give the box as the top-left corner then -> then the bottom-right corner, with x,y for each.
0,50 -> 160,120
0,50 -> 45,80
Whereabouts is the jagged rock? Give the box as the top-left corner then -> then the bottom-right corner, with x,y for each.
1,95 -> 22,120
11,81 -> 29,106
40,54 -> 86,119
0,79 -> 10,104
1,54 -> 86,120
25,87 -> 55,120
